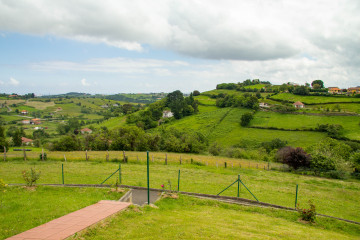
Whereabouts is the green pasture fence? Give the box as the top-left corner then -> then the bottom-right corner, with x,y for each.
295,184 -> 299,208
217,174 -> 259,202
100,162 -> 122,185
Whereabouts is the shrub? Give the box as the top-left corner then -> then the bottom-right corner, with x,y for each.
277,147 -> 311,169
22,168 -> 41,187
39,152 -> 47,160
240,112 -> 254,127
261,138 -> 288,153
297,200 -> 316,223
0,179 -> 7,192
209,142 -> 222,156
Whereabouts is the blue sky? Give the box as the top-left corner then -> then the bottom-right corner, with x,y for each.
0,0 -> 359,95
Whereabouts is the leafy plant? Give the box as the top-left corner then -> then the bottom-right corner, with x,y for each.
277,147 -> 311,170
297,200 -> 316,223
0,179 -> 7,192
39,152 -> 47,160
22,168 -> 41,187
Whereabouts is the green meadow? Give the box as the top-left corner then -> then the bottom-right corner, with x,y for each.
1,160 -> 359,222
271,93 -> 360,104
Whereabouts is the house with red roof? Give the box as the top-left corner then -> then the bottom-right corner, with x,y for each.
293,101 -> 305,109
81,128 -> 93,134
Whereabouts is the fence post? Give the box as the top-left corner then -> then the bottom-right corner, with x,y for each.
64,154 -> 66,162
62,164 -> 64,184
178,169 -> 181,192
268,162 -> 270,170
123,151 -> 126,163
41,148 -> 44,161
224,162 -> 227,168
22,144 -> 26,161
179,156 -> 182,165
119,162 -> 122,184
106,150 -> 109,162
85,150 -> 88,161
237,174 -> 240,197
165,154 -> 167,165
147,151 -> 150,205
295,184 -> 298,208
3,146 -> 6,161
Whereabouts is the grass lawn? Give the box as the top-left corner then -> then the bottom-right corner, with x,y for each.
73,195 -> 360,240
1,160 -> 360,222
308,103 -> 360,114
271,93 -> 360,104
25,100 -> 55,110
0,186 -> 126,239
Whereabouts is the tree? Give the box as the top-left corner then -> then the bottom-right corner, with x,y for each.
240,112 -> 254,127
193,90 -> 200,96
166,90 -> 185,119
277,147 -> 311,169
293,86 -> 310,95
311,80 -> 324,89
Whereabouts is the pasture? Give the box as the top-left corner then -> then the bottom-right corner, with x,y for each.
1,157 -> 360,222
271,93 -> 360,104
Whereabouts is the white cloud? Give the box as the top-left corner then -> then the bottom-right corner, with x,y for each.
2,0 -> 358,61
9,77 -> 19,86
0,80 -> 4,85
81,78 -> 90,86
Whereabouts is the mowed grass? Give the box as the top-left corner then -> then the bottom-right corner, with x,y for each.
73,196 -> 360,240
1,160 -> 360,222
165,106 -> 328,147
25,100 -> 55,110
271,93 -> 360,104
309,103 -> 360,114
0,186 -> 126,239
251,111 -> 360,140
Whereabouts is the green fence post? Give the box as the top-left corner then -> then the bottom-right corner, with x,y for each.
178,169 -> 181,192
237,174 -> 240,197
295,184 -> 298,208
62,164 -> 64,185
147,151 -> 150,205
119,162 -> 122,184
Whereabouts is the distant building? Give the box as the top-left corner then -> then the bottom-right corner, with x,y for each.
31,118 -> 41,125
113,104 -> 119,107
21,120 -> 30,125
328,87 -> 341,94
259,102 -> 270,108
21,137 -> 33,146
348,87 -> 360,94
293,101 -> 305,109
21,110 -> 28,115
162,110 -> 173,118
100,105 -> 109,108
81,128 -> 93,134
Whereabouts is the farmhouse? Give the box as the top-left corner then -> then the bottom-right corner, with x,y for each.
259,102 -> 270,108
21,110 -> 28,115
328,87 -> 341,94
81,128 -> 93,134
293,101 -> 305,109
21,137 -> 33,146
21,120 -> 30,125
31,118 -> 41,125
162,110 -> 173,118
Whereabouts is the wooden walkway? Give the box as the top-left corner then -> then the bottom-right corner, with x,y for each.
7,200 -> 131,240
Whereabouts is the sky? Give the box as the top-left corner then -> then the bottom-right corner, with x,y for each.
0,0 -> 359,95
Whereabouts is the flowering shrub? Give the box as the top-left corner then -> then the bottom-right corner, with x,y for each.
297,200 -> 316,223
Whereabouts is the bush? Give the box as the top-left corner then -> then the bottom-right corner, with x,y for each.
0,179 -> 7,192
277,147 -> 311,169
209,142 -> 222,156
297,200 -> 316,223
39,152 -> 47,160
261,138 -> 288,153
22,168 -> 41,187
240,112 -> 254,127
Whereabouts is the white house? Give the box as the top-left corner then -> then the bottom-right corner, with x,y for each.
293,101 -> 305,109
162,110 -> 174,118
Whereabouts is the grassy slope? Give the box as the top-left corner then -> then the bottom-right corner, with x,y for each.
75,196 -> 360,240
0,186 -> 125,239
251,111 -> 360,140
1,161 -> 359,222
271,93 -> 360,104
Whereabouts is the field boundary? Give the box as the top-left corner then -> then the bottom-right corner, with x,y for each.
11,183 -> 360,226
